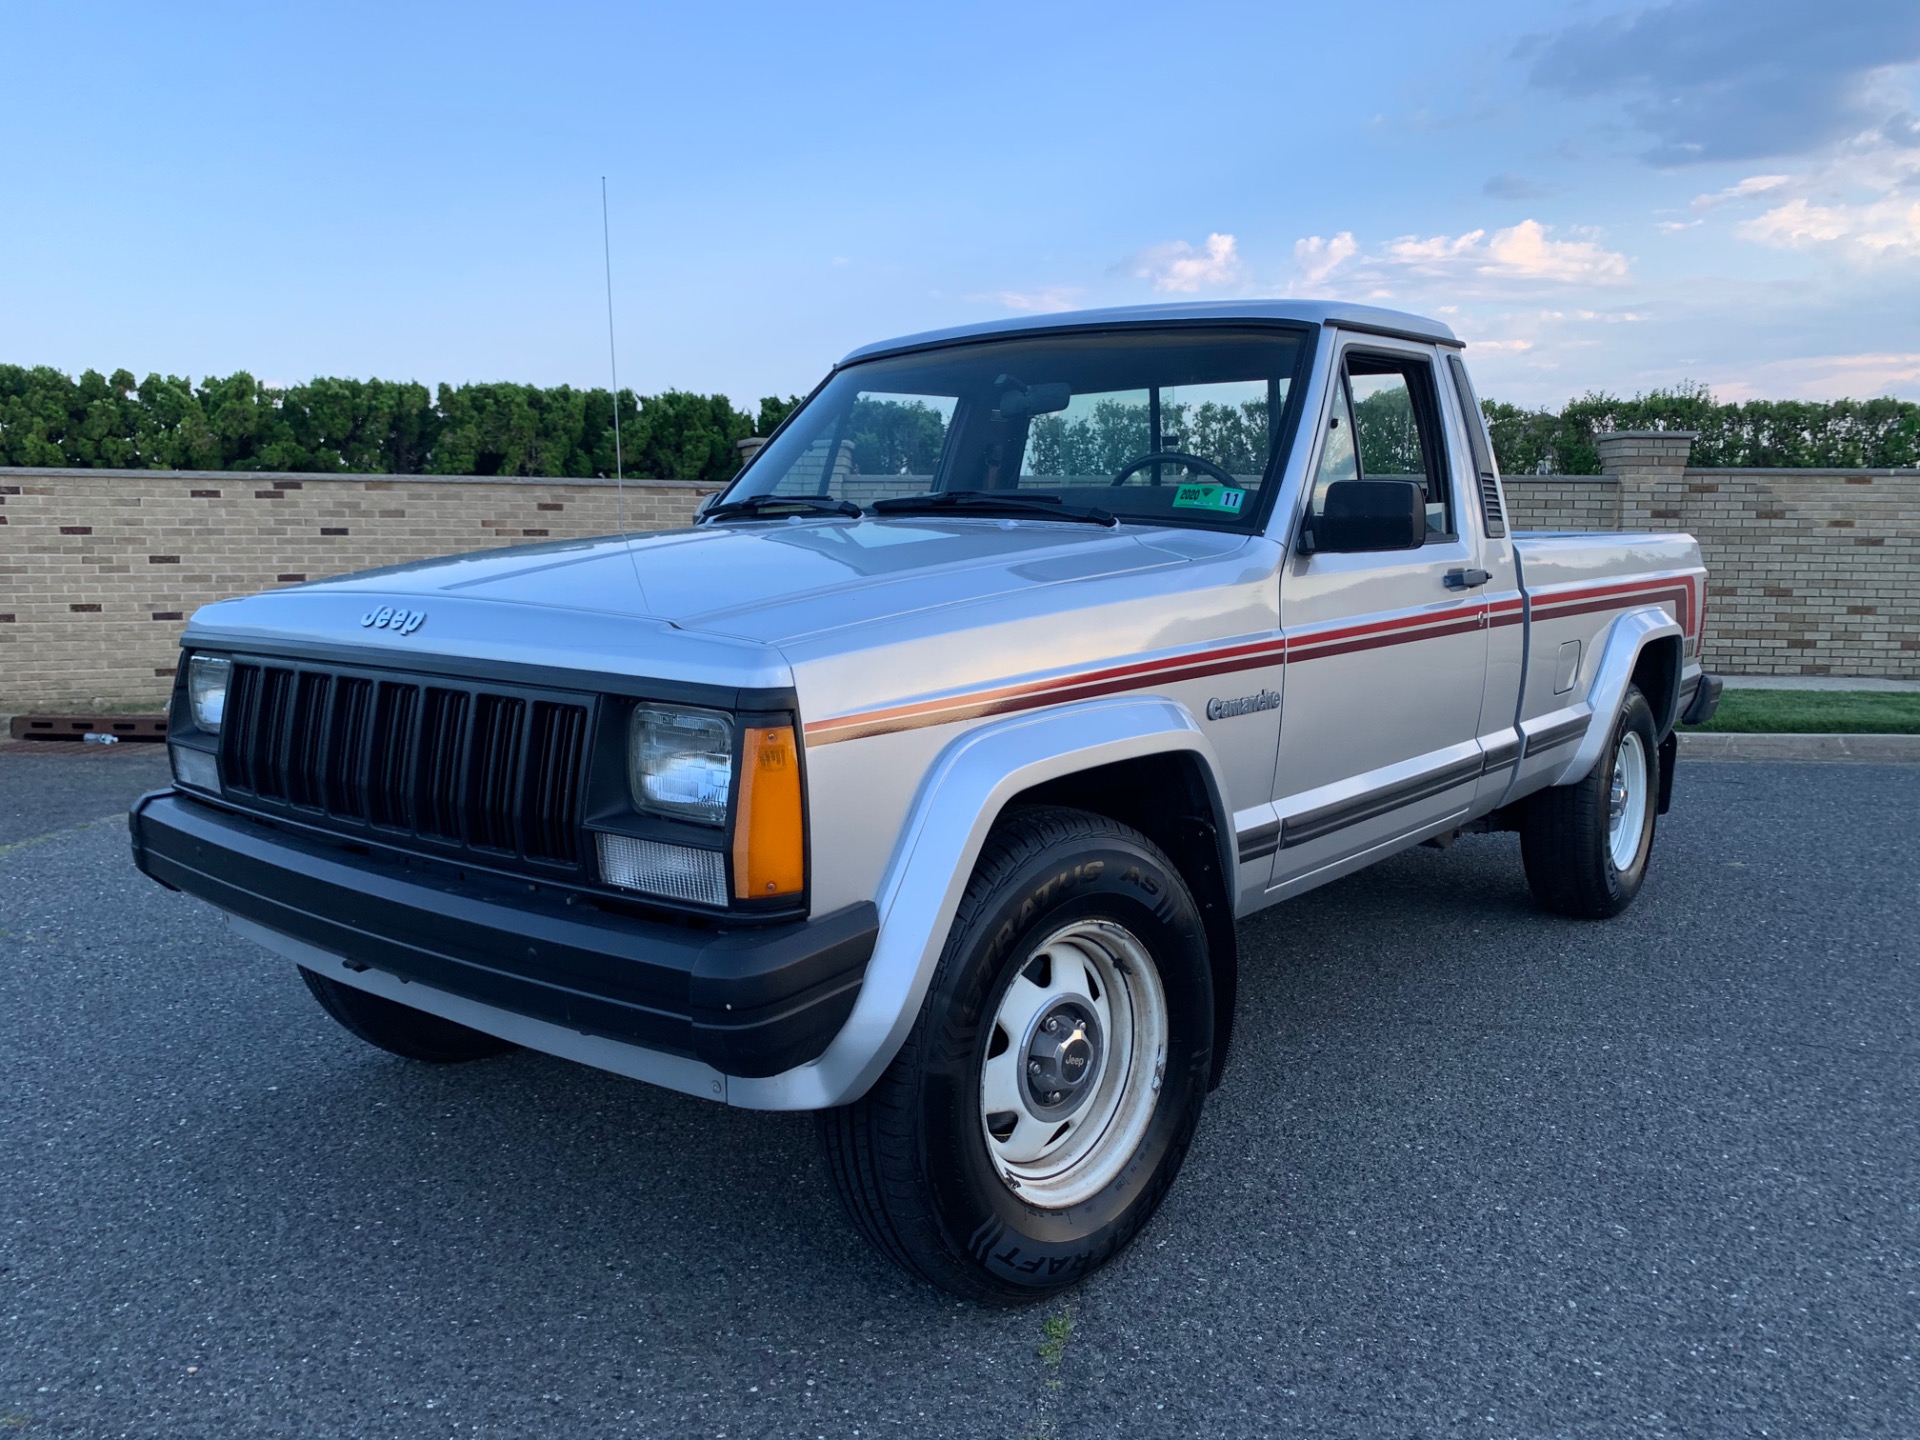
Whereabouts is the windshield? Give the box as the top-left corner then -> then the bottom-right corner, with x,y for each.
724,327 -> 1308,529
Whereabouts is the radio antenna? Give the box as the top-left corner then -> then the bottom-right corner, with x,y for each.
601,177 -> 648,603
601,176 -> 624,487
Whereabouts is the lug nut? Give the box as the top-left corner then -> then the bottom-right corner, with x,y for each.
1048,1091 -> 1062,1104
1028,1060 -> 1041,1075
1045,1017 -> 1060,1034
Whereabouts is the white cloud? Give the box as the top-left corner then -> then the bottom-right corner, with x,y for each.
1485,220 -> 1631,282
1292,231 -> 1357,288
1691,174 -> 1792,210
1739,194 -> 1920,262
1656,219 -> 1704,232
1382,219 -> 1630,284
1471,339 -> 1536,354
1678,132 -> 1920,266
1126,233 -> 1244,293
1384,229 -> 1486,269
968,287 -> 1083,313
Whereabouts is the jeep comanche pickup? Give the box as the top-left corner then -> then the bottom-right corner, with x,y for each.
132,301 -> 1722,1301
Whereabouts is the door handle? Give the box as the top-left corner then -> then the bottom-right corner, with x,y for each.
1444,568 -> 1492,590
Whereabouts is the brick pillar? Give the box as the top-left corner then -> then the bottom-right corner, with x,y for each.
1593,430 -> 1696,531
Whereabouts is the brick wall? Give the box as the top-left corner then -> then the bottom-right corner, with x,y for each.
0,469 -> 712,713
1504,433 -> 1917,678
1,446 -> 1915,714
1502,474 -> 1621,532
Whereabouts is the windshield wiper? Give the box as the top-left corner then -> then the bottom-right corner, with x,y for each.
869,490 -> 1116,527
701,494 -> 863,522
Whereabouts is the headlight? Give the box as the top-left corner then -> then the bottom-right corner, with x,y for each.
628,707 -> 733,825
187,655 -> 232,733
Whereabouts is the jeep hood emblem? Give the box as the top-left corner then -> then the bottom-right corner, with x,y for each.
361,606 -> 427,635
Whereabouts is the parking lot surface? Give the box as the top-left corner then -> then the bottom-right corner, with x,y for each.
2,742 -> 1915,1438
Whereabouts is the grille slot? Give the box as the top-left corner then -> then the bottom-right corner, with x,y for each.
367,682 -> 418,830
254,667 -> 296,801
286,672 -> 331,809
217,660 -> 590,875
467,695 -> 526,853
325,676 -> 374,820
525,701 -> 587,864
416,688 -> 470,841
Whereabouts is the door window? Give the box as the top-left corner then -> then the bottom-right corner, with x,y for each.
1307,353 -> 1455,541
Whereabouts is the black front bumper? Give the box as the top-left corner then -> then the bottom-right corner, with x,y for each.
129,790 -> 876,1079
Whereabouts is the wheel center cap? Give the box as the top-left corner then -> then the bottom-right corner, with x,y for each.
1024,1003 -> 1103,1120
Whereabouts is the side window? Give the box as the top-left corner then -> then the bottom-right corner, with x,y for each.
1309,354 -> 1455,541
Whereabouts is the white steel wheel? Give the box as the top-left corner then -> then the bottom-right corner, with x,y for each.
1607,729 -> 1650,873
978,918 -> 1168,1209
820,805 -> 1213,1302
1520,684 -> 1662,919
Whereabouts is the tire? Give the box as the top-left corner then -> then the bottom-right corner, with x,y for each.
819,805 -> 1213,1304
299,967 -> 515,1063
1520,683 -> 1661,919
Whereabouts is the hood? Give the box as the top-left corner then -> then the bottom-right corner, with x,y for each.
290,518 -> 1234,645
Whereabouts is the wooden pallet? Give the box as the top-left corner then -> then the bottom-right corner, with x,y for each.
9,713 -> 169,741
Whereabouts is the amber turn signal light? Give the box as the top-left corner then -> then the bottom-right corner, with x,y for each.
733,724 -> 804,900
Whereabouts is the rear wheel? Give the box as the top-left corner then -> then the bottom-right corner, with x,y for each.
1520,684 -> 1661,919
819,806 -> 1212,1303
299,968 -> 515,1063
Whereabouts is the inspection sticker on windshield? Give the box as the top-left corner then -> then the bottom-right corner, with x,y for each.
1171,483 -> 1245,514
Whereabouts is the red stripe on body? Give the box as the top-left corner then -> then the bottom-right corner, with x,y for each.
809,573 -> 1701,746
808,603 -> 1474,745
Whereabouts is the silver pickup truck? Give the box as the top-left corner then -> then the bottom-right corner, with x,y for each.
132,301 -> 1722,1301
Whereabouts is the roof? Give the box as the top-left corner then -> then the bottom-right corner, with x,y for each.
837,299 -> 1460,367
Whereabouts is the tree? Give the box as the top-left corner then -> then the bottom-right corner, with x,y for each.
5,362 -> 1914,477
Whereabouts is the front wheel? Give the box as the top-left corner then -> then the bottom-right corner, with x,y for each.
1520,684 -> 1661,919
819,806 -> 1213,1303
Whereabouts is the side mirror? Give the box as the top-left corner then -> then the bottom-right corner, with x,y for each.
1310,479 -> 1426,553
694,491 -> 722,518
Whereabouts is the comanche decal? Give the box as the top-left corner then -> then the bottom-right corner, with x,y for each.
1206,689 -> 1282,721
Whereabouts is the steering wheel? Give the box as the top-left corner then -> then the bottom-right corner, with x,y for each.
1108,451 -> 1240,488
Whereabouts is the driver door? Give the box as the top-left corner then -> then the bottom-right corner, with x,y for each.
1265,337 -> 1490,895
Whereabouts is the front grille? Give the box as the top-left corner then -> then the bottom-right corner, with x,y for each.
218,659 -> 592,871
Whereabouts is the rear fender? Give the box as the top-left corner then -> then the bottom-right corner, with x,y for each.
726,696 -> 1229,1110
1553,607 -> 1683,788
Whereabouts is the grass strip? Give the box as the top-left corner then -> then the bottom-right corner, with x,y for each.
1685,689 -> 1920,734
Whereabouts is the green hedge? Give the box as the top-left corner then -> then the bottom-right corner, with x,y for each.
0,365 -> 802,483
1484,382 -> 1920,474
4,365 -> 1917,479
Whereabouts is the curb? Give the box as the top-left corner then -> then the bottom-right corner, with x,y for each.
1679,732 -> 1920,763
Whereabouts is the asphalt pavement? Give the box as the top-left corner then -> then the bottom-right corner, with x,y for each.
1,742 -> 1915,1439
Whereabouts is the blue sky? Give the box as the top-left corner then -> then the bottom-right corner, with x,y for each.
5,0 -> 1917,408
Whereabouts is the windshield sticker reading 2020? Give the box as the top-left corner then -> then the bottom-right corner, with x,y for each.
1171,484 -> 1245,514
